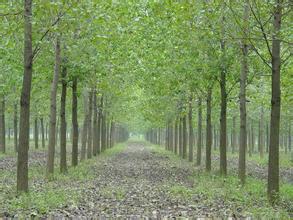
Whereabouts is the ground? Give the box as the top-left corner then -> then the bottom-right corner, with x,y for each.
0,141 -> 292,219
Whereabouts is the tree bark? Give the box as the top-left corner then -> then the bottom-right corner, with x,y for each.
14,103 -> 18,152
0,96 -> 5,153
174,120 -> 178,154
47,37 -> 61,176
40,118 -> 45,148
60,61 -> 67,173
268,0 -> 282,202
179,117 -> 183,157
110,121 -> 115,148
34,118 -> 39,149
81,90 -> 89,161
87,90 -> 93,159
219,39 -> 227,175
93,91 -> 98,156
182,115 -> 187,159
232,116 -> 236,153
259,107 -> 264,158
17,0 -> 32,192
206,88 -> 212,171
238,0 -> 249,184
71,77 -> 78,166
197,97 -> 202,166
96,98 -> 102,154
101,97 -> 107,152
188,98 -> 194,162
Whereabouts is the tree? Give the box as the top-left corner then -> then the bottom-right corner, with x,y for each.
47,37 -> 61,176
17,0 -> 33,192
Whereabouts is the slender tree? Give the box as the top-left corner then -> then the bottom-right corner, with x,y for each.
47,37 -> 61,176
17,0 -> 33,192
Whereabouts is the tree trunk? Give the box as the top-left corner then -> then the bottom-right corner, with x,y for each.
289,122 -> 291,152
232,116 -> 236,154
182,115 -> 187,159
248,120 -> 252,157
17,0 -> 32,192
174,120 -> 178,154
97,99 -> 102,154
206,88 -> 212,171
197,97 -> 202,166
219,39 -> 227,175
238,0 -> 249,184
34,118 -> 39,149
87,90 -> 93,159
179,117 -> 183,157
259,107 -> 264,158
266,122 -> 269,153
71,78 -> 78,166
47,37 -> 61,176
40,118 -> 45,148
268,0 -> 282,202
110,121 -> 115,148
93,91 -> 98,156
81,90 -> 89,161
251,121 -> 255,154
188,97 -> 194,162
14,103 -> 18,152
60,62 -> 67,174
101,97 -> 107,152
0,96 -> 5,153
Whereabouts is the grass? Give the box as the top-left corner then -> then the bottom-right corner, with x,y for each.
213,149 -> 293,168
150,143 -> 293,219
100,186 -> 126,200
0,142 -> 127,217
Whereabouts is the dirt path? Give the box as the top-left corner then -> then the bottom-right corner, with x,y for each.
49,141 -> 242,218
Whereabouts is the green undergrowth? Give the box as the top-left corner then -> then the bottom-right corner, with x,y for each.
148,144 -> 182,163
214,149 -> 293,168
0,142 -> 126,217
151,144 -> 292,219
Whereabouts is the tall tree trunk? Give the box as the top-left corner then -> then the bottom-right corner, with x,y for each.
169,122 -> 174,152
251,121 -> 255,154
87,90 -> 93,159
188,97 -> 194,162
238,0 -> 249,184
40,118 -> 45,148
60,62 -> 67,173
97,100 -> 102,154
266,122 -> 269,153
174,120 -> 178,154
248,120 -> 252,157
289,121 -> 291,152
268,0 -> 282,202
34,118 -> 39,149
179,117 -> 183,157
81,90 -> 89,161
93,91 -> 98,156
206,88 -> 212,171
71,78 -> 78,166
232,116 -> 236,154
101,97 -> 107,152
182,115 -> 187,159
219,38 -> 227,175
259,107 -> 264,158
197,97 -> 202,166
17,0 -> 32,192
47,37 -> 61,176
110,121 -> 115,148
14,103 -> 18,152
0,96 -> 5,153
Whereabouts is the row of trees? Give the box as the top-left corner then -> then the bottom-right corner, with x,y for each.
0,0 -> 292,205
143,0 -> 292,204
